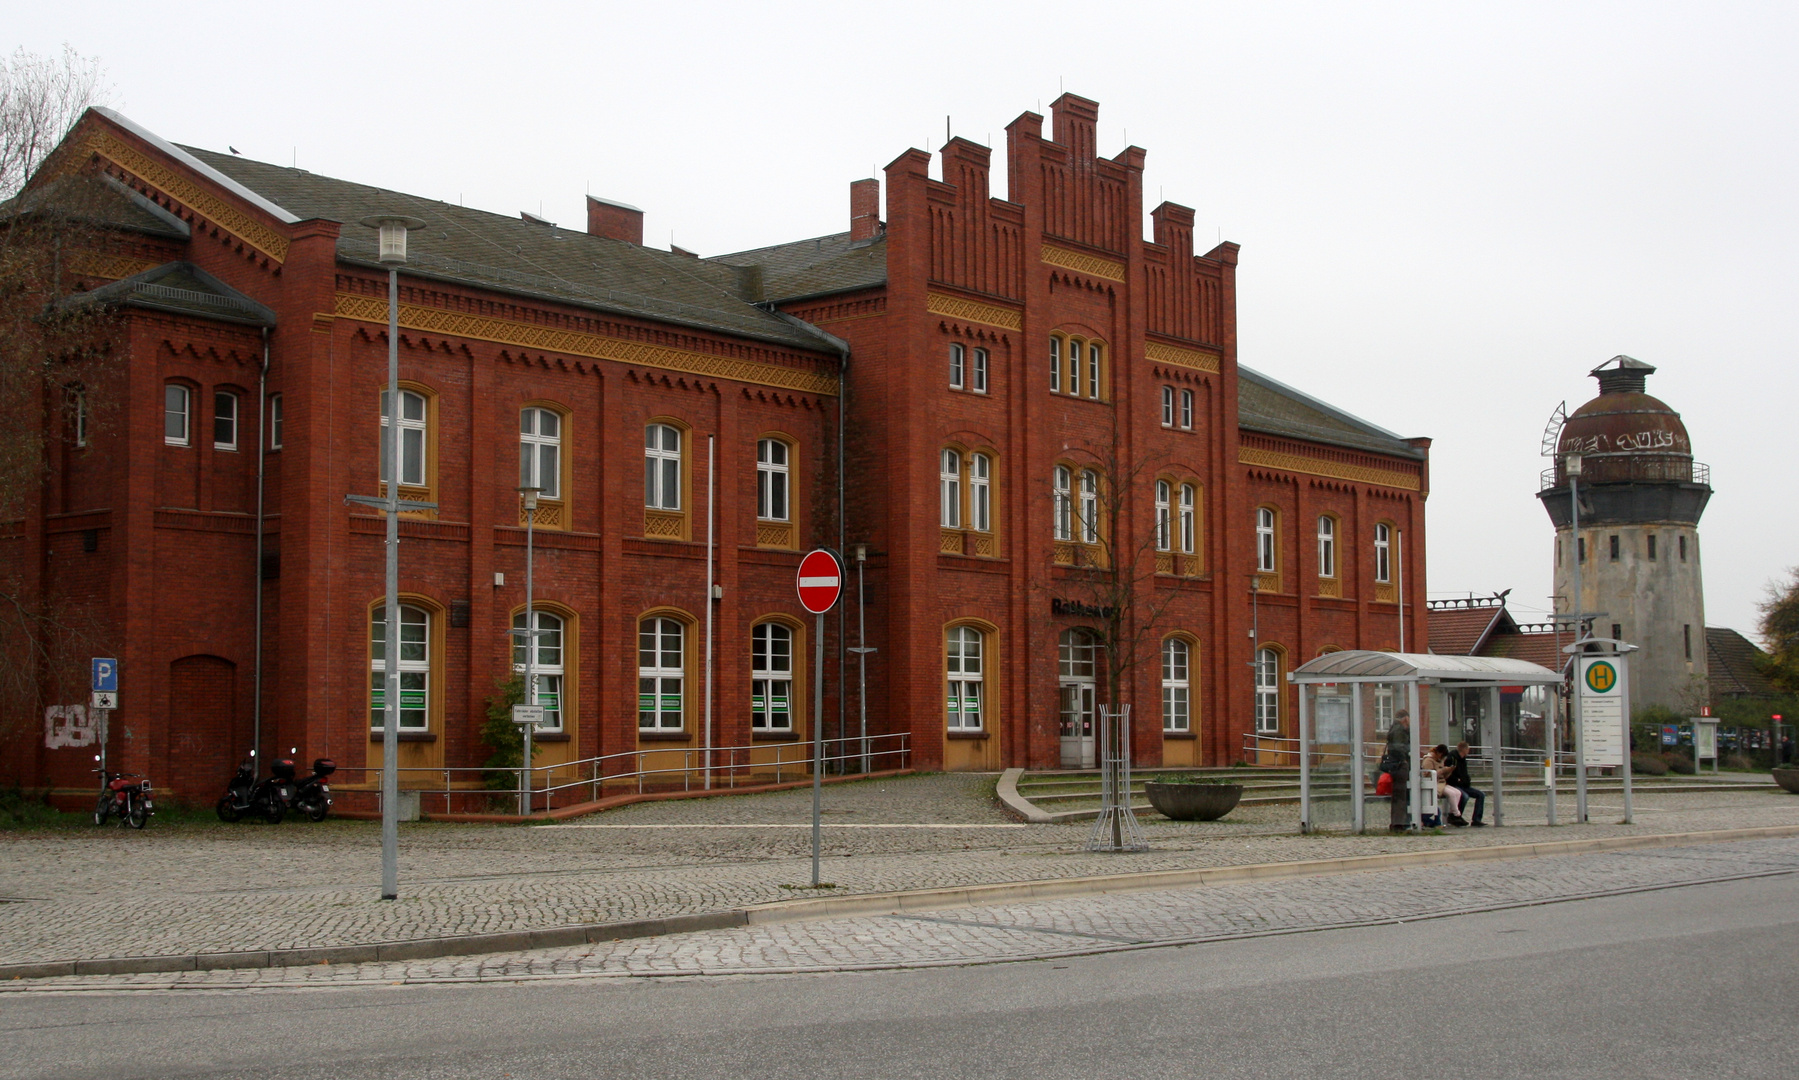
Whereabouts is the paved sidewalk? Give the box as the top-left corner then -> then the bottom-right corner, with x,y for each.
12,835 -> 1797,991
3,772 -> 1796,974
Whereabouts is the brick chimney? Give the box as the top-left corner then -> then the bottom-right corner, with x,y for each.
850,178 -> 880,242
586,196 -> 643,245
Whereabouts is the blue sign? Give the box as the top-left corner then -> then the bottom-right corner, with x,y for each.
92,657 -> 118,693
1661,724 -> 1677,746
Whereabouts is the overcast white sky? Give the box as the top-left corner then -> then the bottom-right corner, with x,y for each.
18,1 -> 1796,640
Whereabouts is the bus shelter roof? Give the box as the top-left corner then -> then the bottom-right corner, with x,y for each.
1288,650 -> 1563,687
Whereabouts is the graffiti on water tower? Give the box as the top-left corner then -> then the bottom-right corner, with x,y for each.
1558,427 -> 1686,455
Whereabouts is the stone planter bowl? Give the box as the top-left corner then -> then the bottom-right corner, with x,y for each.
1144,781 -> 1244,822
1773,768 -> 1799,794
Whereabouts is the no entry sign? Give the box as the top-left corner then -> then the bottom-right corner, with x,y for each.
796,549 -> 843,614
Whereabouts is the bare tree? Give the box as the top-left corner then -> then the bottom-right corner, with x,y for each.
0,46 -> 116,745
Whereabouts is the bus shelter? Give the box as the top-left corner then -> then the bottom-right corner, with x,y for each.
1288,651 -> 1565,833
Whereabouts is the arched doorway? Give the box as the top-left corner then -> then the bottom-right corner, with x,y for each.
1058,629 -> 1099,768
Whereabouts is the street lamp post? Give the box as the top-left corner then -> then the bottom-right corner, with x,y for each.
1567,451 -> 1588,824
516,486 -> 542,816
351,213 -> 426,901
848,544 -> 876,773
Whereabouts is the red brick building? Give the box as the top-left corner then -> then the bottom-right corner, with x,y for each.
6,95 -> 1429,804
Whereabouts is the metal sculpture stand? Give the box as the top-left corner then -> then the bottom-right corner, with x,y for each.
1086,704 -> 1148,852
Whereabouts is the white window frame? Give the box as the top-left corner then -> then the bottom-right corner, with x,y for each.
970,453 -> 991,533
1374,522 -> 1392,583
520,407 -> 562,500
1254,647 -> 1280,734
1180,388 -> 1194,429
1086,341 -> 1102,399
370,604 -> 430,730
638,617 -> 685,731
752,622 -> 794,732
940,449 -> 962,528
1078,469 -> 1100,545
1179,484 -> 1197,555
380,389 -> 428,488
1161,386 -> 1175,426
1373,685 -> 1395,733
1068,338 -> 1085,396
1318,516 -> 1336,579
1257,507 -> 1277,573
1059,628 -> 1097,679
1155,480 -> 1172,552
164,384 -> 191,446
645,423 -> 681,511
1049,336 -> 1061,392
214,390 -> 239,450
757,438 -> 790,522
512,609 -> 565,733
69,387 -> 88,448
1053,465 -> 1073,541
946,625 -> 984,731
1162,638 -> 1191,733
268,393 -> 283,450
971,347 -> 988,393
949,342 -> 966,390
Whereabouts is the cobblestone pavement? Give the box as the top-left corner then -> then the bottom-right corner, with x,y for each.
12,835 -> 1797,992
3,772 -> 1795,971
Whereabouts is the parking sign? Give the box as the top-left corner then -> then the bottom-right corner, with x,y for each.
92,658 -> 118,693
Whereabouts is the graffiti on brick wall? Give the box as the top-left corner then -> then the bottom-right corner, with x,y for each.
44,704 -> 100,749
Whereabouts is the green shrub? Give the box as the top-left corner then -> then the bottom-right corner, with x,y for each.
479,673 -> 539,791
1662,750 -> 1696,775
1631,753 -> 1670,776
1149,773 -> 1238,785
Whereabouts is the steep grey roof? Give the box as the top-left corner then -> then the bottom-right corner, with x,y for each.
712,231 -> 888,302
2,173 -> 188,239
176,146 -> 828,352
1238,365 -> 1424,459
75,261 -> 276,327
1707,627 -> 1779,698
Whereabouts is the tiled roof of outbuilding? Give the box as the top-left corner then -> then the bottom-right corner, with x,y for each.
72,261 -> 277,327
1429,605 -> 1506,656
1707,627 -> 1779,698
712,231 -> 888,302
176,147 -> 830,352
1238,366 -> 1425,459
1481,631 -> 1566,671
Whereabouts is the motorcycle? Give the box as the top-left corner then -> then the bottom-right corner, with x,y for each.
92,756 -> 153,829
292,755 -> 337,822
215,750 -> 291,824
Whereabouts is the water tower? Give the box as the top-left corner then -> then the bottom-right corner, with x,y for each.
1539,356 -> 1711,712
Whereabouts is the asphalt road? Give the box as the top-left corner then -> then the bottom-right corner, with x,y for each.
6,872 -> 1793,1079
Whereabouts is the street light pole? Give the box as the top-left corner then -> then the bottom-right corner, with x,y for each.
518,486 -> 541,816
1567,451 -> 1587,824
849,544 -> 875,773
355,213 -> 425,901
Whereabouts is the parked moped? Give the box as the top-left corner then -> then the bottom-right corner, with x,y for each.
92,755 -> 154,829
292,755 -> 336,822
215,750 -> 288,824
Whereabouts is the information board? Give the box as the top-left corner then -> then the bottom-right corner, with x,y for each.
1579,656 -> 1625,767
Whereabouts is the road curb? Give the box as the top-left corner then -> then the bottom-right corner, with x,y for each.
6,823 -> 1797,982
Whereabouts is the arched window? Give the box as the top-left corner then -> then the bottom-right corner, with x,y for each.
370,604 -> 430,730
644,424 -> 681,510
1317,516 -> 1336,578
1161,386 -> 1175,426
1048,335 -> 1062,392
1256,507 -> 1277,573
214,390 -> 239,450
1155,480 -> 1172,551
1078,469 -> 1100,544
752,622 -> 794,732
1084,340 -> 1103,400
1179,484 -> 1197,555
67,386 -> 88,448
1254,647 -> 1281,734
512,609 -> 565,732
1052,465 -> 1073,541
1180,388 -> 1194,429
949,342 -> 966,389
946,626 -> 985,731
268,393 -> 283,450
638,617 -> 684,731
380,389 -> 428,487
940,449 -> 962,528
164,384 -> 191,446
520,407 -> 561,499
1374,523 -> 1392,583
971,347 -> 989,393
1162,638 -> 1191,733
970,453 -> 991,532
757,438 -> 790,522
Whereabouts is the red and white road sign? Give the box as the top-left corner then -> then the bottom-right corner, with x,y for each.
796,549 -> 843,614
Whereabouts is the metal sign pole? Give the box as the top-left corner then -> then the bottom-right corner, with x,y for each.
1574,658 -> 1588,824
1618,649 -> 1633,824
812,609 -> 824,888
381,264 -> 401,901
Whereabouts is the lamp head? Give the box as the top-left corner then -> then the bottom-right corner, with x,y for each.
359,214 -> 427,265
517,486 -> 542,512
1564,452 -> 1583,478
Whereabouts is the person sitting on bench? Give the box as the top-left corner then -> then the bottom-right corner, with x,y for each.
1444,740 -> 1486,827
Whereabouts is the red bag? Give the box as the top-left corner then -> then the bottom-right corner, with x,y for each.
1375,771 -> 1394,796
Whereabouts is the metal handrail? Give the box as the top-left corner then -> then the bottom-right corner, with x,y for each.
1244,732 -> 1580,772
331,731 -> 910,815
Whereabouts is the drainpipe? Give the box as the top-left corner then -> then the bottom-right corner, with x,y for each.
253,327 -> 270,764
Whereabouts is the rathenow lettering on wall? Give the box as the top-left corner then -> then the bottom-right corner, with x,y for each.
1051,599 -> 1117,620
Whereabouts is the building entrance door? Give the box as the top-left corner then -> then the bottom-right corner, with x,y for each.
1059,682 -> 1096,768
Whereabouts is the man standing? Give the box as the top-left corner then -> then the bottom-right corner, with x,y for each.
1444,740 -> 1486,827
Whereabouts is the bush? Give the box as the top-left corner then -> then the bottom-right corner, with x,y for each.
1632,753 -> 1670,776
1725,753 -> 1759,771
479,673 -> 539,791
1662,751 -> 1696,775
1149,773 -> 1238,785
